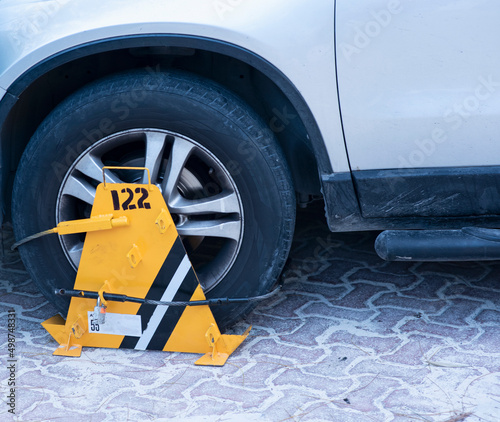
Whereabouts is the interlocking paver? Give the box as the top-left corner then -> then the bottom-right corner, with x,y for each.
372,292 -> 448,314
323,331 -> 401,355
346,268 -> 419,289
476,309 -> 500,325
301,302 -> 375,322
399,320 -> 479,343
1,204 -> 499,421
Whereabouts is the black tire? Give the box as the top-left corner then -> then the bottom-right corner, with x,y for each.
12,70 -> 295,327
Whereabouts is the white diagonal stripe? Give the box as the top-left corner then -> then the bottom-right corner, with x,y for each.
134,254 -> 191,350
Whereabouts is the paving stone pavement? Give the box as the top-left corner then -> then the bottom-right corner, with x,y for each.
1,203 -> 499,422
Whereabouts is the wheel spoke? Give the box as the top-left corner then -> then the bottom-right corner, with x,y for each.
177,219 -> 241,241
75,154 -> 122,185
67,244 -> 83,266
169,191 -> 240,216
161,136 -> 195,200
142,131 -> 167,183
62,175 -> 96,205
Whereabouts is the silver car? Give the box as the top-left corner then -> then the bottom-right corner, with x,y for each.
2,0 -> 500,325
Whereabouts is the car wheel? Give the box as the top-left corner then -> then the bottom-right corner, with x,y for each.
12,70 -> 295,327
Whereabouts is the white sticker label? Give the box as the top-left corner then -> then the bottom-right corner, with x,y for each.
88,312 -> 142,337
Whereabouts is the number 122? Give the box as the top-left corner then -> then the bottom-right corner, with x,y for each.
111,188 -> 151,211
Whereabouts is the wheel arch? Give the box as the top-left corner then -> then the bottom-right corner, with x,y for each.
0,34 -> 331,221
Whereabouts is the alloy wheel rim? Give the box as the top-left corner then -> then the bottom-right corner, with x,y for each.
56,128 -> 244,291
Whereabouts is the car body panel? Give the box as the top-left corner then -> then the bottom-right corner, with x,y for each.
336,0 -> 500,171
0,0 -> 350,173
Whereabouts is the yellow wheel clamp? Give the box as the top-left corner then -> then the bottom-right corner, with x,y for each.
35,167 -> 251,366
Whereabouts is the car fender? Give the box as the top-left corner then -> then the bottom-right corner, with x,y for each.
0,0 -> 350,174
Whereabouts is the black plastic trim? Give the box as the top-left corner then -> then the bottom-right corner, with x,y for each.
323,169 -> 500,232
353,167 -> 500,218
321,172 -> 362,230
0,91 -> 18,223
